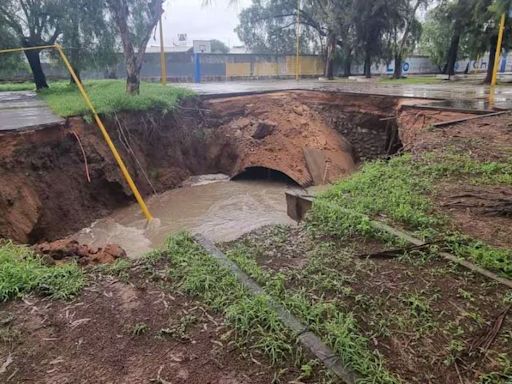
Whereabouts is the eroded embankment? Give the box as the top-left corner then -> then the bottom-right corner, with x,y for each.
0,91 -> 404,244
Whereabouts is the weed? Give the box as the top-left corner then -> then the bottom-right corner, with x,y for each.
95,258 -> 132,281
156,233 -> 298,368
0,241 -> 84,301
458,288 -> 474,302
158,314 -> 197,341
307,152 -> 512,277
131,322 -> 150,336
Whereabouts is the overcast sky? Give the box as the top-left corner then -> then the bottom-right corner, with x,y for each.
149,0 -> 252,49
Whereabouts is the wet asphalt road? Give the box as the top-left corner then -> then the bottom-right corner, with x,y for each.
2,78 -> 512,132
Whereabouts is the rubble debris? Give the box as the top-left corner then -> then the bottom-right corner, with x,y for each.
33,239 -> 126,265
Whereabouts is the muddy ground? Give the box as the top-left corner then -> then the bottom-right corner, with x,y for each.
0,266 -> 313,384
399,110 -> 512,248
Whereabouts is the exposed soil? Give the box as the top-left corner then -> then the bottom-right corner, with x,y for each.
0,91 -> 406,245
223,225 -> 512,384
399,110 -> 512,248
0,268 -> 308,384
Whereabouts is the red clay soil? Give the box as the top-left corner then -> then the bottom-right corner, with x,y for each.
0,273 -> 308,384
33,239 -> 127,265
398,109 -> 512,248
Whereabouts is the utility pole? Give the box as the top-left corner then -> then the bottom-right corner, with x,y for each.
159,15 -> 167,85
295,0 -> 301,81
491,13 -> 506,86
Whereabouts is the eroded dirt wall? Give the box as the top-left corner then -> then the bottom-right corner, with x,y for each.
0,99 -> 235,243
0,91 -> 404,244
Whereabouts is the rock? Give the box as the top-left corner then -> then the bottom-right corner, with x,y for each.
231,117 -> 252,130
252,120 -> 276,140
293,105 -> 304,116
33,239 -> 126,266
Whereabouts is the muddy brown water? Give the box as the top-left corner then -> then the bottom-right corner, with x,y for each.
73,175 -> 299,257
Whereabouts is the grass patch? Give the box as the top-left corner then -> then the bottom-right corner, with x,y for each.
0,81 -> 37,91
0,241 -> 84,301
308,152 -> 512,277
35,79 -> 194,117
150,233 -> 303,368
226,242 -> 399,384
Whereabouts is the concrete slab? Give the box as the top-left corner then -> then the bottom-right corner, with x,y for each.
0,91 -> 64,132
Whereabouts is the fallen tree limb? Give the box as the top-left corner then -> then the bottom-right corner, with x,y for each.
432,111 -> 510,128
356,241 -> 444,259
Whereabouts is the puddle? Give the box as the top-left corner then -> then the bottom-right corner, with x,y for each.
73,175 -> 300,258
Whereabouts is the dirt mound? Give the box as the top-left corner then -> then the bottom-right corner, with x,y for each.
33,239 -> 126,265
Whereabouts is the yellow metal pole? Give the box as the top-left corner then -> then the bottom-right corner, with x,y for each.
0,45 -> 56,54
159,15 -> 167,85
54,44 -> 154,221
491,13 -> 506,86
295,0 -> 301,81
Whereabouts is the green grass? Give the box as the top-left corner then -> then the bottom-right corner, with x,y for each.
0,241 -> 84,301
0,81 -> 38,91
225,242 -> 399,384
37,80 -> 195,117
379,76 -> 442,85
149,233 -> 300,367
308,152 -> 512,277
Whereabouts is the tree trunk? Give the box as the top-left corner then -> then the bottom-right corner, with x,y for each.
393,54 -> 402,79
343,58 -> 351,77
446,32 -> 461,76
324,31 -> 336,80
107,0 -> 163,95
484,34 -> 498,84
126,58 -> 141,95
364,49 -> 372,78
23,45 -> 49,90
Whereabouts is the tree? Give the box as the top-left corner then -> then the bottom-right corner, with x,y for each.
0,25 -> 26,79
0,0 -> 64,89
210,39 -> 230,53
353,0 -> 394,78
389,0 -> 427,79
236,0 -> 324,55
107,0 -> 164,95
444,0 -> 475,76
60,0 -> 118,83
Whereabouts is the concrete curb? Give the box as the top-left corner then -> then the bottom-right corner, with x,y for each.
193,234 -> 359,384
